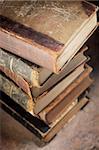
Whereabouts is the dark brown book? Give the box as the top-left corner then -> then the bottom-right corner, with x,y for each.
0,1 -> 97,72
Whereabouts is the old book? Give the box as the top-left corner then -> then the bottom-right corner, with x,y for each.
39,75 -> 92,124
0,65 -> 32,97
0,73 -> 34,114
0,95 -> 89,144
0,1 -> 97,72
33,63 -> 85,114
43,97 -> 89,143
32,47 -> 88,97
0,48 -> 42,87
0,63 -> 85,115
0,47 -> 88,97
39,99 -> 78,125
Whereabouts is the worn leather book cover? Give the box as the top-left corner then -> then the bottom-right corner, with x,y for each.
0,62 -> 85,115
0,1 -> 97,72
33,63 -> 85,114
43,97 -> 89,143
0,46 -> 88,94
32,46 -> 89,97
0,72 -> 34,114
0,46 -> 88,97
39,75 -> 92,124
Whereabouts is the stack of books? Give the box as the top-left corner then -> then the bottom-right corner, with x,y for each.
0,1 -> 98,145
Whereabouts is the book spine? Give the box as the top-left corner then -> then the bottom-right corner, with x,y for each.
0,48 -> 39,87
0,73 -> 34,114
39,99 -> 77,124
0,65 -> 31,97
43,97 -> 89,142
38,65 -> 93,123
0,29 -> 57,72
40,76 -> 92,124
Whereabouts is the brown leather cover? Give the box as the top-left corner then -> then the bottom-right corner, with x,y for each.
0,73 -> 34,114
44,97 -> 89,142
0,66 -> 31,97
39,65 -> 92,123
46,76 -> 92,124
0,1 -> 97,72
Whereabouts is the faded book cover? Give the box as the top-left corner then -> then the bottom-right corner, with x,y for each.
0,46 -> 88,97
33,63 -> 85,114
0,63 -> 92,116
0,72 -> 34,114
0,63 -> 85,115
0,1 -> 97,72
38,66 -> 93,124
